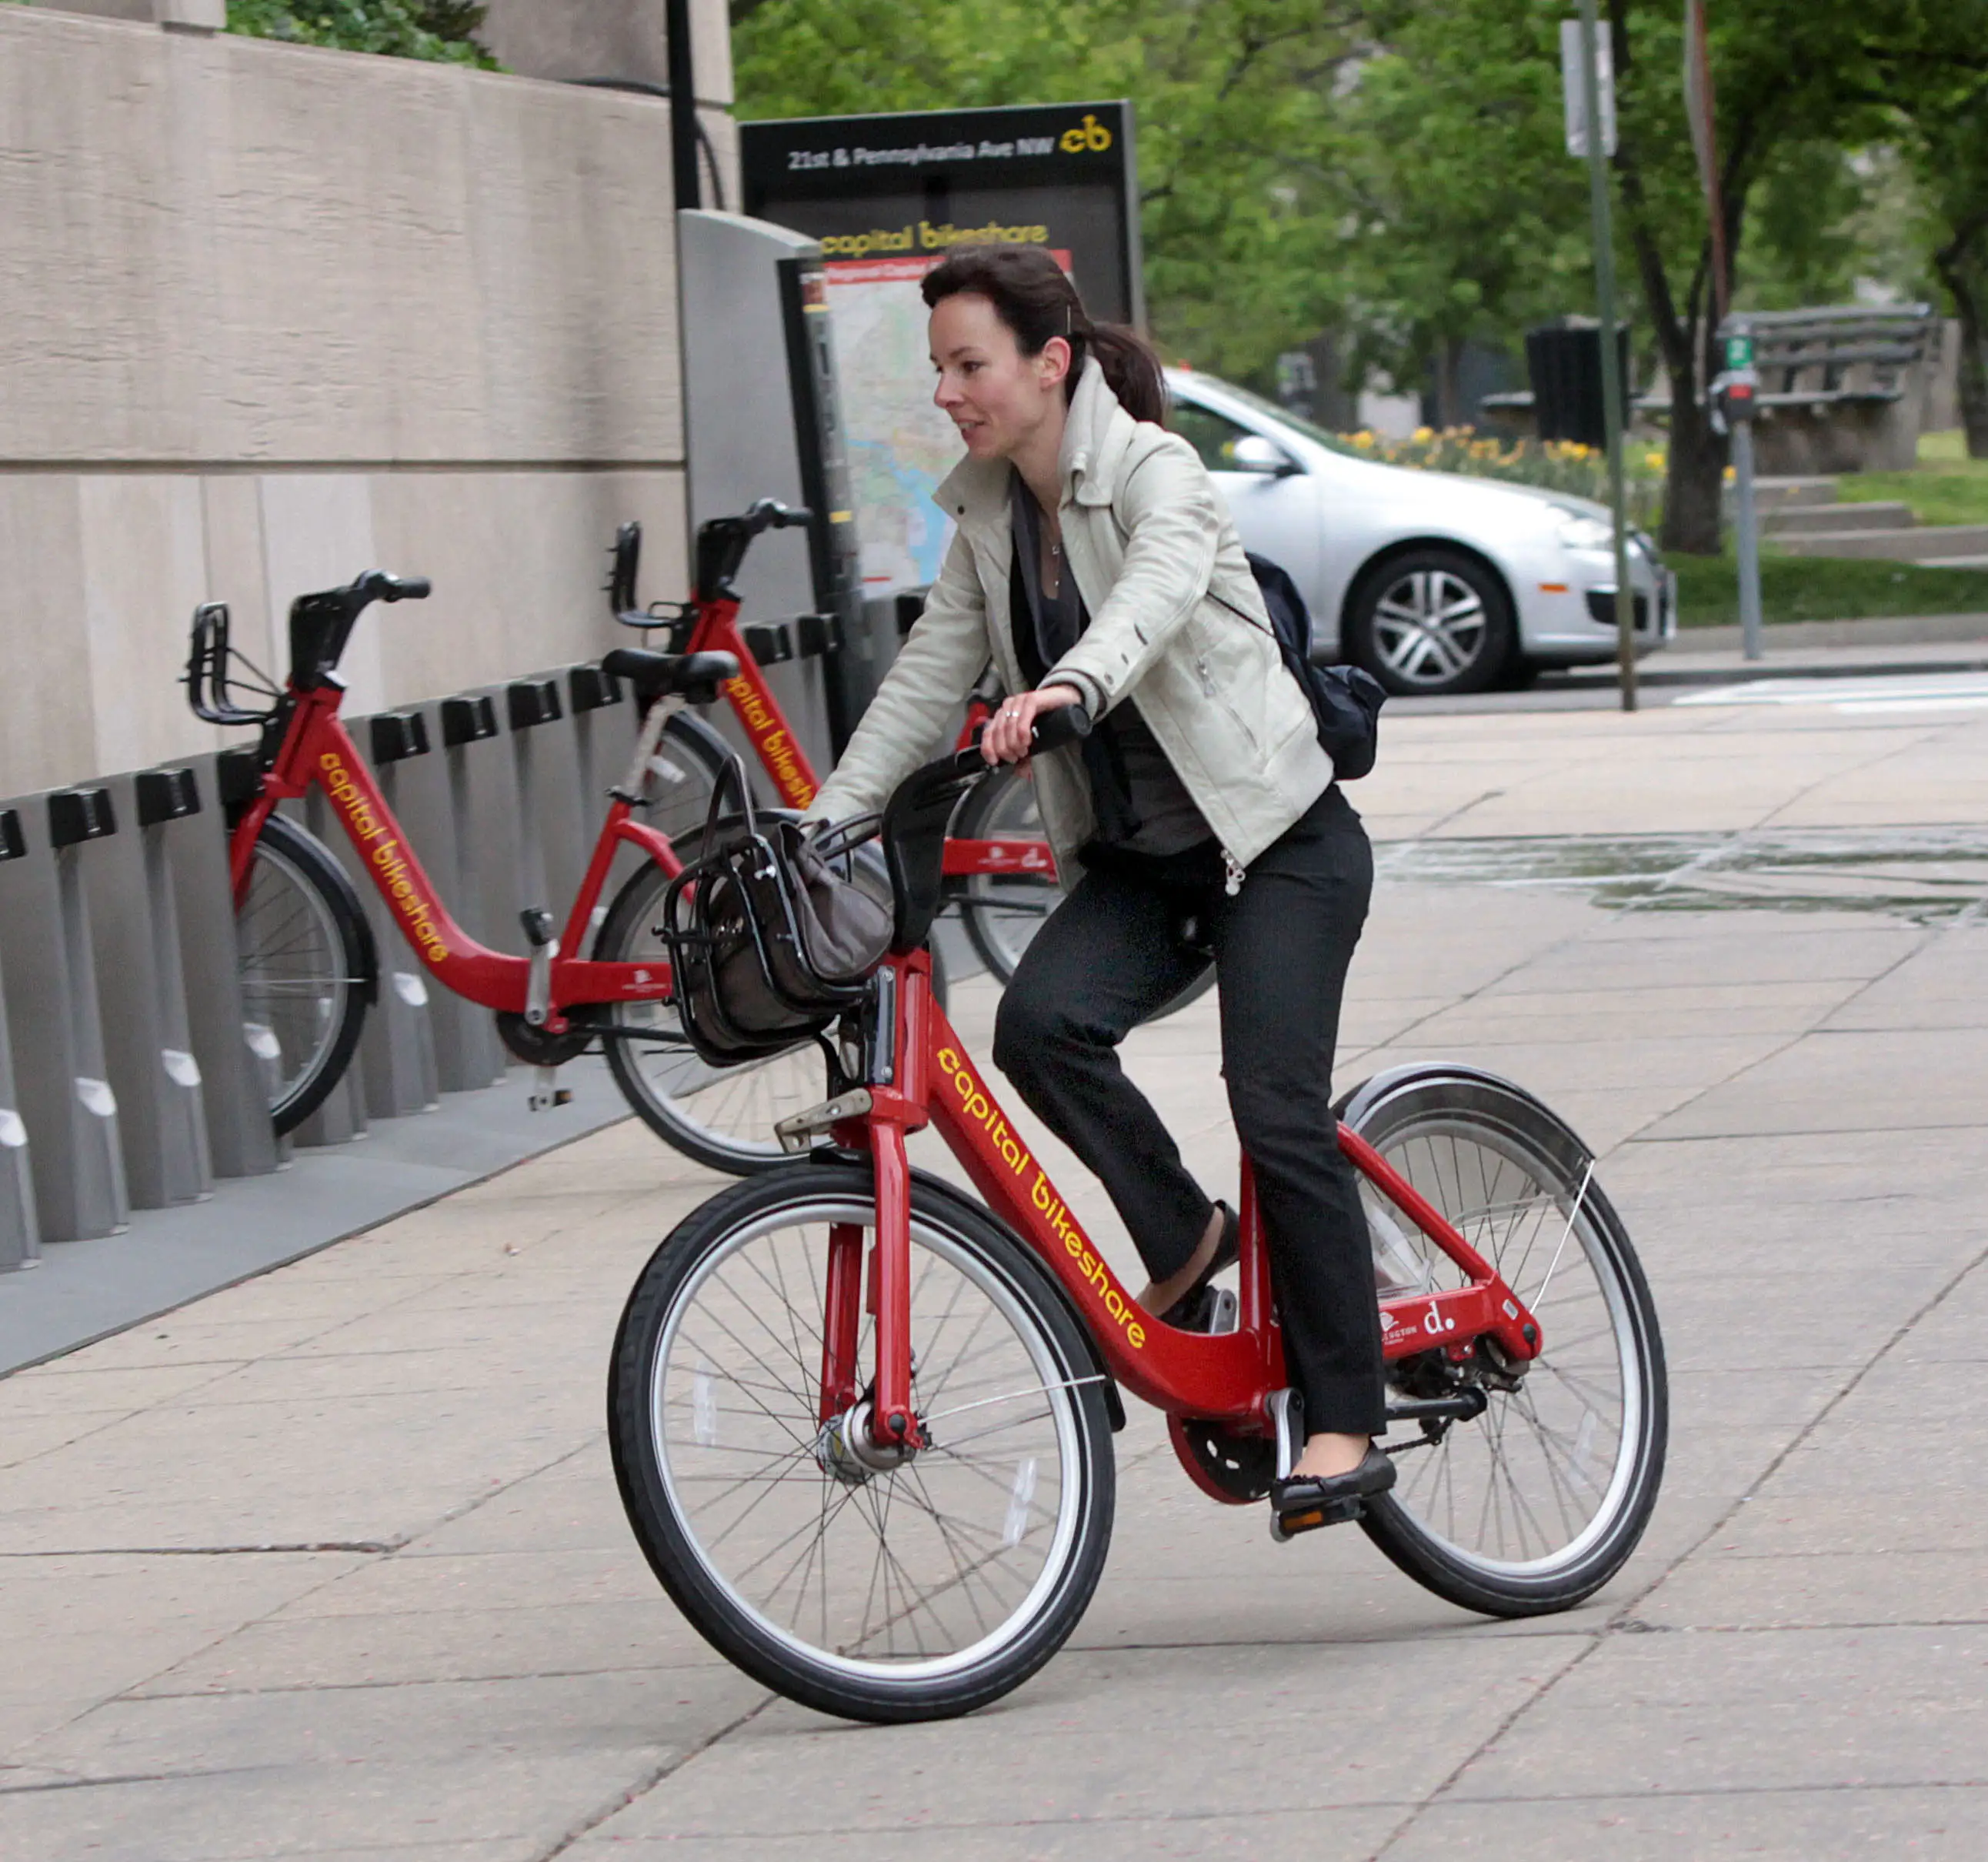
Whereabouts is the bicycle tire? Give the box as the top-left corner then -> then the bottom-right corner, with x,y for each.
236,813 -> 375,1135
608,1162 -> 1116,1723
1339,1065 -> 1667,1617
951,766 -> 1215,1017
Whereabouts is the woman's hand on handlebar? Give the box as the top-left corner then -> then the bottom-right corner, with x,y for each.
982,684 -> 1085,768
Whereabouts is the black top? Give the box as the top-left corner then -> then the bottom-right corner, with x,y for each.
1008,475 -> 1213,859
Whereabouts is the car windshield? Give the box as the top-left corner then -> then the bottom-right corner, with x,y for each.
1172,374 -> 1365,459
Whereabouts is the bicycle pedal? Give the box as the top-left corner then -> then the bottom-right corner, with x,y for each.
527,1068 -> 573,1113
1204,1286 -> 1239,1334
1269,1497 -> 1363,1544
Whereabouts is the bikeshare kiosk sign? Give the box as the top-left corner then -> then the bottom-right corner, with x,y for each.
742,102 -> 1142,596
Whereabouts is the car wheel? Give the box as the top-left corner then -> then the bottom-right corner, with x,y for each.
1346,549 -> 1515,697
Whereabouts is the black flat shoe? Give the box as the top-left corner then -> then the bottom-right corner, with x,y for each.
1158,1203 -> 1240,1332
1270,1446 -> 1396,1539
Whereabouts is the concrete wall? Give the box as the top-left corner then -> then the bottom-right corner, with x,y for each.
0,3 -> 733,796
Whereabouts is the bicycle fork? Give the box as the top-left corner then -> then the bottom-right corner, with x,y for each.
815,959 -> 932,1459
813,1123 -> 919,1476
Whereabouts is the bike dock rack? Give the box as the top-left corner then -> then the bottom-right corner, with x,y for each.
357,709 -> 442,1121
507,677 -> 590,931
85,768 -> 214,1210
0,807 -> 39,1270
174,750 -> 288,1182
0,786 -> 131,1242
432,692 -> 509,1091
292,783 -> 372,1152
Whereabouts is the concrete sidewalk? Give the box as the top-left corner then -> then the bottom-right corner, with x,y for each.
3,695 -> 1987,1860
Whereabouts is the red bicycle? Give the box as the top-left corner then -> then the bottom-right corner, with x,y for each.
607,714 -> 1668,1723
185,537 -> 859,1171
606,512 -> 1213,1016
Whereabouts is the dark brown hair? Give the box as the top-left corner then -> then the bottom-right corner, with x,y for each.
921,246 -> 1166,426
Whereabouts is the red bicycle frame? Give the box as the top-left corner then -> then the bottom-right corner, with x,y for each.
679,599 -> 1056,883
819,951 -> 1544,1448
231,678 -> 695,1029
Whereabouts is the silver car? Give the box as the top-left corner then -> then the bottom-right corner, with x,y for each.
1166,368 -> 1676,696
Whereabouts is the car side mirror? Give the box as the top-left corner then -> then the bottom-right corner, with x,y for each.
1225,435 -> 1297,476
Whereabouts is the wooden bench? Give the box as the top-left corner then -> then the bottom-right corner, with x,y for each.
1740,304 -> 1936,476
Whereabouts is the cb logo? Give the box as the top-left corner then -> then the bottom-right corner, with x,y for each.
1060,113 -> 1113,154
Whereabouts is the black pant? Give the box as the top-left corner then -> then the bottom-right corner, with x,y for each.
992,784 -> 1384,1437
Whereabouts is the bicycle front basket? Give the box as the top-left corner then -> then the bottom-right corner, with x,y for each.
660,765 -> 892,1068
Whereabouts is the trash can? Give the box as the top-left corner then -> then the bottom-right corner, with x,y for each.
1524,323 -> 1632,448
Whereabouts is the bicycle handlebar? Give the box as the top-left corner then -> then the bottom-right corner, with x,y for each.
952,701 -> 1092,775
289,569 -> 431,690
744,498 -> 812,534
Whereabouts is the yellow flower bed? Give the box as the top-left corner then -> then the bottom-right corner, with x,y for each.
1345,425 -> 1665,526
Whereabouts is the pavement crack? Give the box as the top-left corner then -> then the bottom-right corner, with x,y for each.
529,1691 -> 778,1860
1370,1193 -> 1988,1859
0,1540 -> 402,1557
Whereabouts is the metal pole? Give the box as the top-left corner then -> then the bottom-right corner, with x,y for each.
665,0 -> 701,212
1729,319 -> 1766,661
1578,0 -> 1636,712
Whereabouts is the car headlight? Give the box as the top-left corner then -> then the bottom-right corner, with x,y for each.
1555,512 -> 1615,552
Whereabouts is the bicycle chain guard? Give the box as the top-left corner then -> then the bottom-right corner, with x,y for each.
1168,1414 -> 1278,1506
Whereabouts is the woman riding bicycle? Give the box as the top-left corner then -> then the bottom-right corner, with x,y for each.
806,246 -> 1387,1530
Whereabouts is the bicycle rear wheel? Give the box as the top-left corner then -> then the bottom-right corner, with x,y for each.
951,766 -> 1214,1017
235,813 -> 374,1134
609,1164 -> 1116,1722
1339,1066 -> 1666,1617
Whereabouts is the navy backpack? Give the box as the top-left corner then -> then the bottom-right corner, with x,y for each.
1239,553 -> 1387,782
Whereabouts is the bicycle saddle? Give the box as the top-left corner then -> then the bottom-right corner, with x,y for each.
602,647 -> 739,706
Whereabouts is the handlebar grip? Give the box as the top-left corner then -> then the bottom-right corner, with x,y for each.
387,577 -> 432,602
772,503 -> 814,529
1029,704 -> 1092,752
953,702 -> 1093,776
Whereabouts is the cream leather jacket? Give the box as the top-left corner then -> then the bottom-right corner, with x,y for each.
809,358 -> 1334,879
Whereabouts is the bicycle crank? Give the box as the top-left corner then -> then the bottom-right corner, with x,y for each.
495,1009 -> 594,1068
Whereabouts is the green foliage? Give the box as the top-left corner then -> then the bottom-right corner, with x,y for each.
735,0 -> 1988,492
227,0 -> 497,67
732,0 -> 1361,383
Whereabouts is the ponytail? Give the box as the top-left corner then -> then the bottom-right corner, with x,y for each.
921,247 -> 1166,425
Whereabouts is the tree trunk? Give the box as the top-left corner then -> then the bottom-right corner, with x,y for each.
1936,252 -> 1988,459
1659,327 -> 1727,556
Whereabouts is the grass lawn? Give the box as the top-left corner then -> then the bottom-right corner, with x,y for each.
1671,429 -> 1988,626
1672,549 -> 1988,627
1835,429 -> 1988,526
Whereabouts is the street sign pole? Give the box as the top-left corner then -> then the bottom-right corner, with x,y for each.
1574,2 -> 1636,712
1723,321 -> 1766,660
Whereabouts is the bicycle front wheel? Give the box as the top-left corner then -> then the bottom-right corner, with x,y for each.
608,1164 -> 1116,1723
236,813 -> 374,1134
1340,1066 -> 1667,1617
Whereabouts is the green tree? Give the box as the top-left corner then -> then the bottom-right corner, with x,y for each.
732,0 -> 1363,382
1896,62 -> 1988,456
1328,14 -> 1593,425
1339,1 -> 1980,552
227,0 -> 497,67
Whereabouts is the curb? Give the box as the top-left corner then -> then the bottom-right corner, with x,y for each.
1677,613 -> 1988,652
